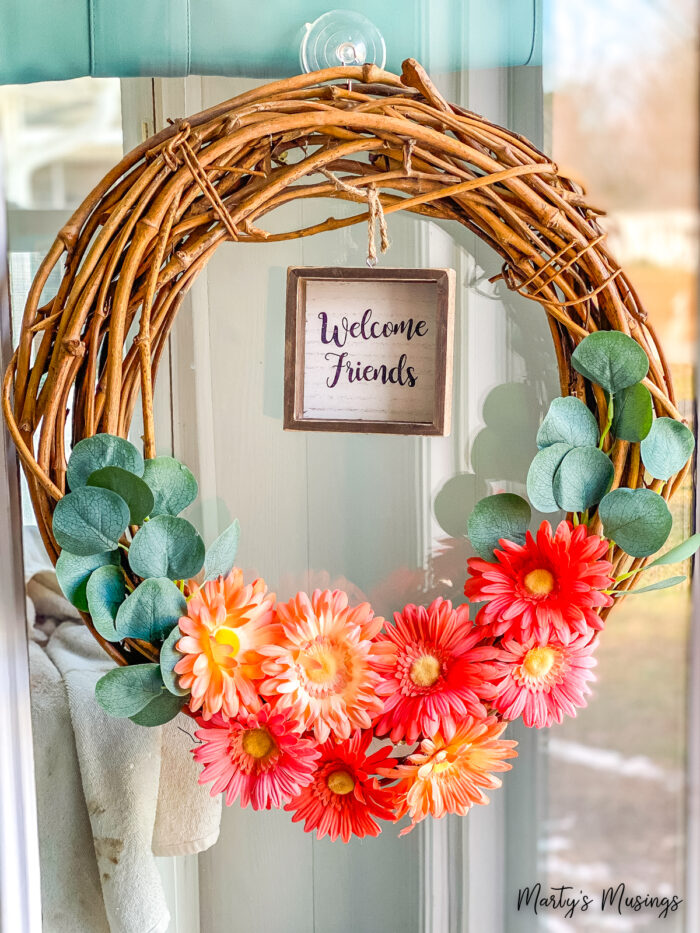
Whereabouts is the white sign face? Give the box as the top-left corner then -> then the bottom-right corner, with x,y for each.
285,268 -> 455,435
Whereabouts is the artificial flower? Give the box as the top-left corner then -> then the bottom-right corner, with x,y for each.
388,717 -> 517,833
175,568 -> 277,720
286,730 -> 396,842
259,589 -> 384,742
373,598 -> 499,743
464,520 -> 614,644
193,704 -> 320,809
492,632 -> 597,728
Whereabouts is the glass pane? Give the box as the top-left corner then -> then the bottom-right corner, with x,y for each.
540,1 -> 697,928
0,77 -> 121,210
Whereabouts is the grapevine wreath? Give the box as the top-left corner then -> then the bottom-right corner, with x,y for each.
3,59 -> 698,840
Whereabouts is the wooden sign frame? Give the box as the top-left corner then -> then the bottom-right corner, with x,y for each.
284,267 -> 455,435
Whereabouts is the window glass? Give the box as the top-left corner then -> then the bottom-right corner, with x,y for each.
542,1 -> 697,926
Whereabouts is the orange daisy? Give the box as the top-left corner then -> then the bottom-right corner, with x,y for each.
386,717 -> 517,834
174,568 -> 277,720
259,589 -> 384,742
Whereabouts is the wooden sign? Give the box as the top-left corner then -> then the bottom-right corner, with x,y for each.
284,267 -> 455,435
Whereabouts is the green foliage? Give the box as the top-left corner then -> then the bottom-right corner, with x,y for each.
611,383 -> 653,442
129,692 -> 185,726
67,434 -> 143,489
115,578 -> 187,642
599,487 -> 672,557
552,446 -> 614,513
87,466 -> 154,525
204,519 -> 241,581
640,416 -> 695,481
159,624 -> 190,696
467,493 -> 531,560
647,532 -> 700,568
128,515 -> 205,580
571,331 -> 649,394
86,564 -> 127,639
142,456 -> 198,516
53,487 -> 130,556
536,396 -> 599,450
95,663 -> 164,718
55,549 -> 120,612
622,575 -> 686,595
526,442 -> 571,513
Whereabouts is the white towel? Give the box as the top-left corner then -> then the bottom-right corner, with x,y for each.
27,567 -> 221,933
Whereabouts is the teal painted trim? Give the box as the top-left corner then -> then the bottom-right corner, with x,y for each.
0,0 -> 539,85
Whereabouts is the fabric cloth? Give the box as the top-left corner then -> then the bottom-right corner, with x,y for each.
26,545 -> 221,933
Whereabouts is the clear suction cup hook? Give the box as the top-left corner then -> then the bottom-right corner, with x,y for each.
300,10 -> 387,73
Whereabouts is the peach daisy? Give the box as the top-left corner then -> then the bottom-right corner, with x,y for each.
175,568 -> 278,720
373,598 -> 499,743
285,730 -> 396,842
464,520 -> 614,644
259,589 -> 384,742
492,633 -> 598,728
193,704 -> 320,809
387,717 -> 517,834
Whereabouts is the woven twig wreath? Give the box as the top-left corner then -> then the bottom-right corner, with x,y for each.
2,58 -> 689,670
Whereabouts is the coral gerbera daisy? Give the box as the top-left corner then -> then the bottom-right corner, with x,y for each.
193,704 -> 320,809
175,568 -> 278,720
373,598 -> 499,743
492,632 -> 597,728
464,520 -> 614,644
259,589 -> 384,742
285,730 -> 397,842
387,717 -> 517,834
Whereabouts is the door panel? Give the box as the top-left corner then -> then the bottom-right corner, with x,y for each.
159,65 -> 553,933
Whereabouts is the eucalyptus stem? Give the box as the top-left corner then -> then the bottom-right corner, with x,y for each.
598,395 -> 615,451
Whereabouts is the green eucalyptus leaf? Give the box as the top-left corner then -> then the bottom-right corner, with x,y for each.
526,442 -> 571,513
536,396 -> 599,450
467,493 -> 531,560
115,577 -> 187,642
159,624 -> 190,696
86,564 -> 127,640
142,457 -> 198,516
53,487 -> 130,556
552,446 -> 614,513
647,532 -> 700,568
95,663 -> 164,718
128,515 -> 205,580
129,692 -> 185,726
571,331 -> 649,394
67,433 -> 144,489
599,487 -> 673,558
55,549 -> 120,612
622,575 -> 686,595
611,383 -> 653,442
640,417 -> 695,481
204,519 -> 241,581
87,466 -> 154,525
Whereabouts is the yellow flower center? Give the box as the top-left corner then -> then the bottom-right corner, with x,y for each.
524,568 -> 555,596
409,654 -> 441,687
327,770 -> 355,795
522,646 -> 556,679
214,626 -> 241,655
241,728 -> 275,760
303,649 -> 338,684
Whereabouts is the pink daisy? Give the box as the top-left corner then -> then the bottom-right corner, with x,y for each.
285,730 -> 397,842
492,633 -> 598,727
464,520 -> 614,644
259,589 -> 384,743
373,598 -> 499,743
193,704 -> 320,809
